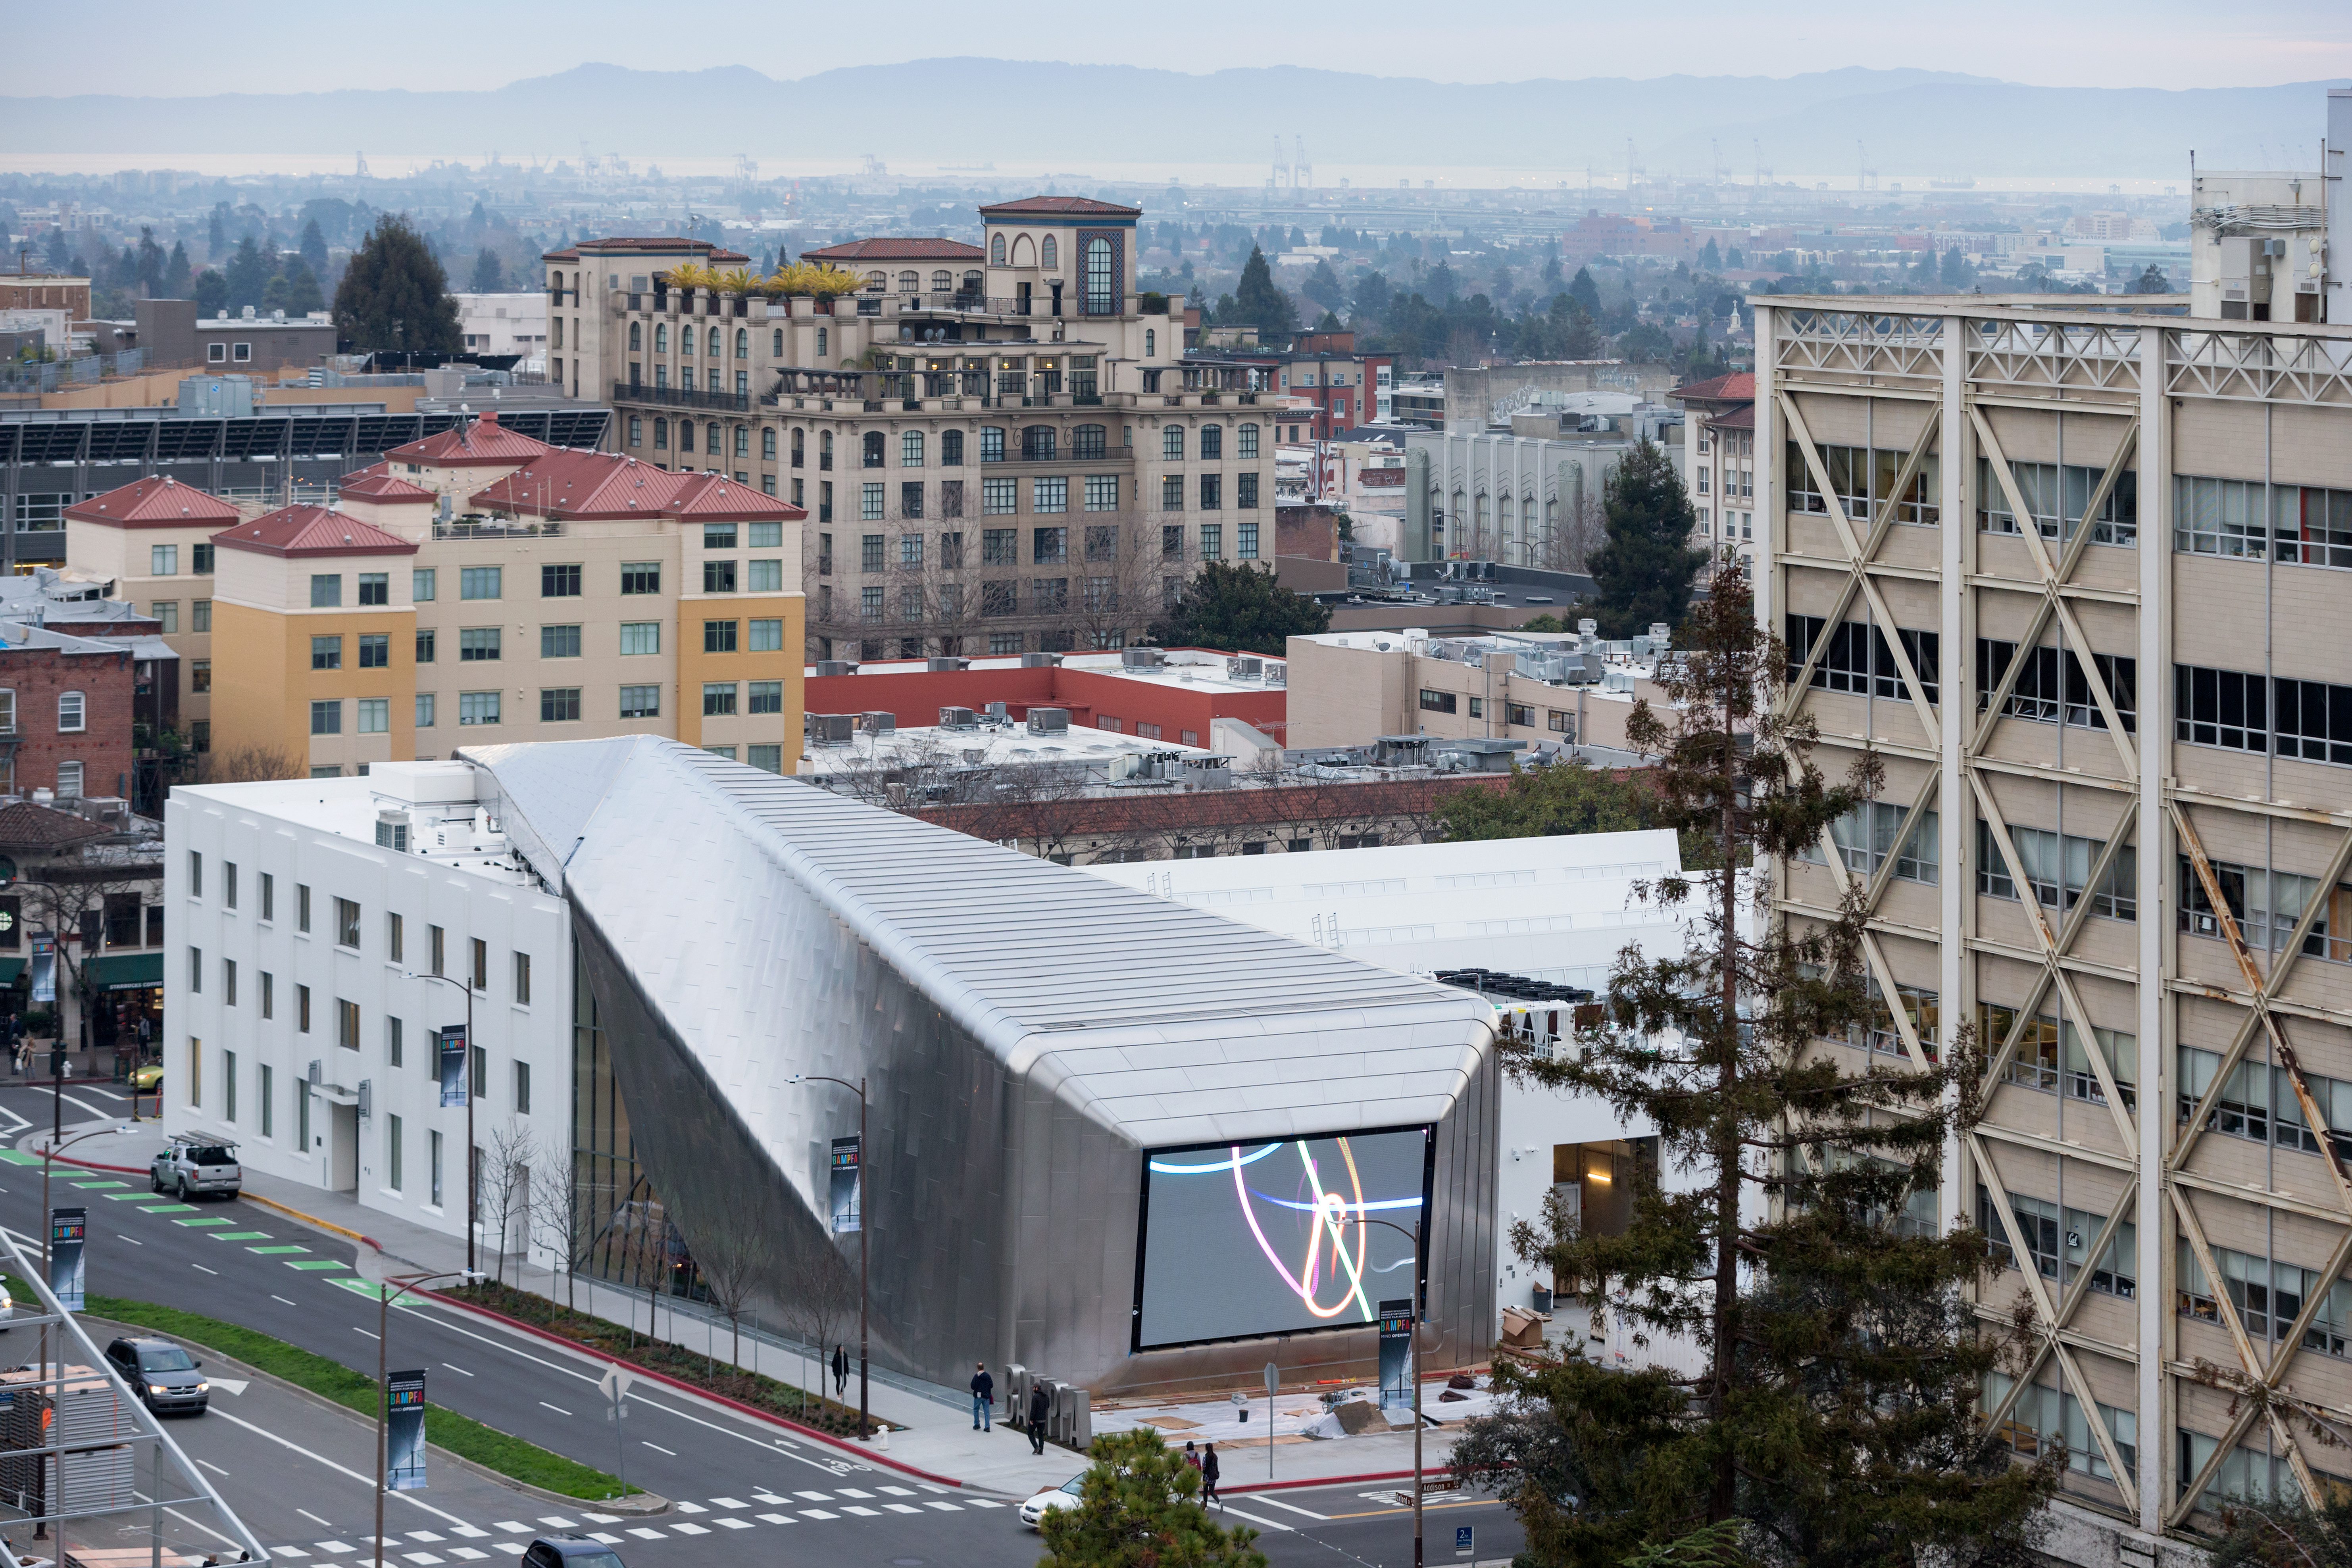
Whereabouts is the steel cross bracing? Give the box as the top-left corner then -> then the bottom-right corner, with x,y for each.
2160,805 -> 2352,1524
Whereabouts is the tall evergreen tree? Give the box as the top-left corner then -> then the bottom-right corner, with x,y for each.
1568,265 -> 1602,319
162,242 -> 192,299
134,228 -> 165,297
1455,555 -> 2056,1567
264,261 -> 325,315
223,234 -> 272,312
1582,438 -> 1705,637
469,247 -> 506,292
331,214 -> 460,357
1231,245 -> 1298,341
299,219 -> 330,286
206,202 -> 229,261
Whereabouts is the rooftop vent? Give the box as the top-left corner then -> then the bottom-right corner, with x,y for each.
1120,647 -> 1165,669
815,659 -> 858,676
1022,651 -> 1064,668
859,711 -> 897,735
807,712 -> 858,746
927,656 -> 971,672
938,705 -> 981,730
1227,655 -> 1264,680
374,810 -> 412,853
984,701 -> 1009,721
1026,707 -> 1071,735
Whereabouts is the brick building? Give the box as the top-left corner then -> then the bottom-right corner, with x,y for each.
0,273 -> 92,318
0,629 -> 148,801
802,645 -> 1287,747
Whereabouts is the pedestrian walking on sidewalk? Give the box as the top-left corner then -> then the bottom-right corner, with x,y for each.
832,1343 -> 848,1400
1183,1440 -> 1200,1470
971,1362 -> 994,1431
1201,1442 -> 1221,1506
1027,1379 -> 1051,1455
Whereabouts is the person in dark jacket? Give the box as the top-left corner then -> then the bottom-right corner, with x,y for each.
971,1363 -> 995,1430
1027,1380 -> 1051,1454
831,1344 -> 848,1400
1201,1442 -> 1221,1505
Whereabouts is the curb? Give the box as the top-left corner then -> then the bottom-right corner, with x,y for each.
420,1290 -> 971,1491
36,1149 -> 150,1176
1226,1466 -> 1456,1496
239,1189 -> 385,1252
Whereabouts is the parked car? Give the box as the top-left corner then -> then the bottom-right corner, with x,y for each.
1019,1474 -> 1087,1530
521,1536 -> 627,1568
103,1335 -> 208,1416
151,1136 -> 240,1200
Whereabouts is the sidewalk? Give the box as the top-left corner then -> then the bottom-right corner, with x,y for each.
25,1116 -> 1472,1496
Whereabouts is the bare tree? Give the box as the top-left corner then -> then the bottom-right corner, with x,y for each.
1534,488 -> 1607,575
530,1130 -> 588,1311
681,1207 -> 774,1376
478,1119 -> 533,1286
198,744 -> 305,784
775,1226 -> 860,1416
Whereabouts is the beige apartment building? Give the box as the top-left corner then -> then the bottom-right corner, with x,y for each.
1671,371 -> 1760,576
545,198 -> 1274,659
67,417 -> 803,775
1758,264 -> 2352,1555
1284,628 -> 1669,756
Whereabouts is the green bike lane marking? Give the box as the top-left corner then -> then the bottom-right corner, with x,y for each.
247,1245 -> 310,1255
212,1232 -> 271,1241
284,1260 -> 349,1272
173,1217 -> 236,1228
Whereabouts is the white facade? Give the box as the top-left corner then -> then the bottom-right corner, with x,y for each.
163,761 -> 571,1256
1072,826 -> 1738,1367
452,292 -> 550,371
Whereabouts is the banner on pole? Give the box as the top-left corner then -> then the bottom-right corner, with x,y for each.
829,1136 -> 861,1234
437,1025 -> 468,1108
29,937 -> 54,1005
1378,1297 -> 1414,1411
49,1207 -> 86,1312
387,1370 -> 428,1490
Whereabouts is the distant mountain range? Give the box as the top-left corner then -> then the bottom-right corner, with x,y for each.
4,61 -> 2342,179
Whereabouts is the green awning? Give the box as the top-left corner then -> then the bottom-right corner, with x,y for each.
85,953 -> 163,990
0,958 -> 22,985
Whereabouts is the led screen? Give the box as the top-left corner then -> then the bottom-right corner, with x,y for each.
1133,1126 -> 1433,1350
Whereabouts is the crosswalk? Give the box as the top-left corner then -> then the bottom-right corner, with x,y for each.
265,1485 -> 1008,1559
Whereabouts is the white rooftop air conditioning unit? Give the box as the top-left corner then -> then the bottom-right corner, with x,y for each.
1027,707 -> 1071,735
1228,656 -> 1264,680
1121,647 -> 1165,669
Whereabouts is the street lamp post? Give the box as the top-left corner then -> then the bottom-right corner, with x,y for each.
787,1073 -> 868,1439
374,1270 -> 481,1568
1358,1215 -> 1427,1568
405,970 -> 479,1277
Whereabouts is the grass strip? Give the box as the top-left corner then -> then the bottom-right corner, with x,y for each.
84,1292 -> 638,1501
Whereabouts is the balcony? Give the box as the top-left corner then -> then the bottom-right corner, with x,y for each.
613,380 -> 751,414
437,517 -> 566,539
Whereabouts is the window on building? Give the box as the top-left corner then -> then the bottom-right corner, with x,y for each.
1975,640 -> 2135,732
1239,423 -> 1260,459
1164,426 -> 1185,461
1201,425 -> 1223,460
539,687 -> 581,722
358,633 -> 390,669
749,618 -> 783,651
1786,616 -> 1941,704
459,628 -> 501,662
1975,457 -> 2136,546
193,598 -> 211,630
619,622 -> 660,656
413,568 -> 436,601
748,680 -> 783,715
1034,526 -> 1069,563
151,543 -> 179,575
1238,521 -> 1259,560
704,619 -> 738,653
310,699 -> 341,735
1084,475 -> 1119,513
311,635 -> 342,671
310,574 -> 342,607
620,561 -> 660,595
357,698 -> 389,734
703,682 -> 738,716
1238,472 -> 1260,509
1199,523 -> 1222,559
458,566 -> 501,600
619,685 -> 660,719
1419,689 -> 1459,714
1199,474 -> 1222,510
415,693 -> 435,728
458,691 -> 501,726
703,559 -> 738,594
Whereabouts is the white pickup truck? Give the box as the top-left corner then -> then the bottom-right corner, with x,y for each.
150,1136 -> 241,1201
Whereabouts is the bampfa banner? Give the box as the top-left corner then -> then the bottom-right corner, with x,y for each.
829,1136 -> 861,1234
437,1025 -> 468,1108
50,1207 -> 86,1312
1378,1297 -> 1413,1411
386,1370 -> 428,1490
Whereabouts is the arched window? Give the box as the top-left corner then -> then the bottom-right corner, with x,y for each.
682,325 -> 695,354
762,428 -> 777,459
1200,424 -> 1223,461
897,271 -> 919,294
628,321 -> 642,351
1082,236 -> 1112,314
941,429 -> 964,465
1041,234 -> 1058,269
1163,426 -> 1185,462
654,418 -> 670,450
735,329 -> 748,359
706,421 -> 721,454
862,431 -> 885,469
930,270 -> 953,292
654,323 -> 668,354
772,328 -> 783,356
820,431 -> 834,463
864,271 -> 886,292
1021,425 -> 1056,461
1072,424 -> 1107,460
1238,423 -> 1259,459
961,269 -> 983,294
56,690 -> 85,733
989,233 -> 1006,266
707,327 -> 722,356
679,422 -> 695,453
792,428 -> 806,464
1144,328 -> 1155,358
902,431 -> 925,467
734,426 -> 749,458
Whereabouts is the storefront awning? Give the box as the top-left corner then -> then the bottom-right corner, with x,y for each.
0,958 -> 23,985
85,953 -> 163,991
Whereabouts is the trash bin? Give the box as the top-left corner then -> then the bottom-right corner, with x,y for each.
1532,1284 -> 1554,1314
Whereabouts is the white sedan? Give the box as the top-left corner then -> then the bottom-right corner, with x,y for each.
1019,1474 -> 1086,1529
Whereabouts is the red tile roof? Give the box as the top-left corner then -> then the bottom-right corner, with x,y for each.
0,801 -> 106,850
977,196 -> 1142,218
542,238 -> 749,263
63,476 -> 241,530
1671,371 -> 1755,405
213,505 -> 419,559
800,238 -> 986,263
1713,404 -> 1756,431
383,412 -> 558,469
335,463 -> 438,503
469,452 -> 802,525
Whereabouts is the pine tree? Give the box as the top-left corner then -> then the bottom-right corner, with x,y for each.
1231,245 -> 1298,341
1581,438 -> 1706,638
162,242 -> 192,300
469,247 -> 506,292
264,261 -> 325,315
300,219 -> 330,286
1455,555 -> 2056,1567
1569,265 -> 1602,319
223,234 -> 271,312
1038,1430 -> 1265,1568
206,203 -> 228,262
331,214 -> 460,357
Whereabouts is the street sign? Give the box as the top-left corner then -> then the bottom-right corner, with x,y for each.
1264,1362 -> 1279,1397
598,1364 -> 635,1403
1456,1523 -> 1475,1557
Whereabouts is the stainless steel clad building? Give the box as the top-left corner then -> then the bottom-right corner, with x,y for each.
467,736 -> 1501,1395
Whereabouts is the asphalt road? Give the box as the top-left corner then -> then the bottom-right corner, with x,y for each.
0,1080 -> 1528,1567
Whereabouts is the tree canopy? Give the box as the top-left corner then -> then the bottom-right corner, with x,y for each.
331,214 -> 460,357
1227,245 -> 1298,340
1038,1429 -> 1265,1568
1151,561 -> 1330,655
1583,437 -> 1707,638
1436,761 -> 1654,842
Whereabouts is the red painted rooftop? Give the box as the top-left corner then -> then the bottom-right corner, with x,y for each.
213,505 -> 419,559
1671,371 -> 1754,404
977,196 -> 1143,217
802,238 -> 985,262
542,238 -> 749,263
469,452 -> 797,525
64,477 -> 241,530
336,463 -> 438,503
384,412 -> 558,469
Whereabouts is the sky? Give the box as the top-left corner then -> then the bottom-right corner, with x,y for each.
20,0 -> 2352,96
